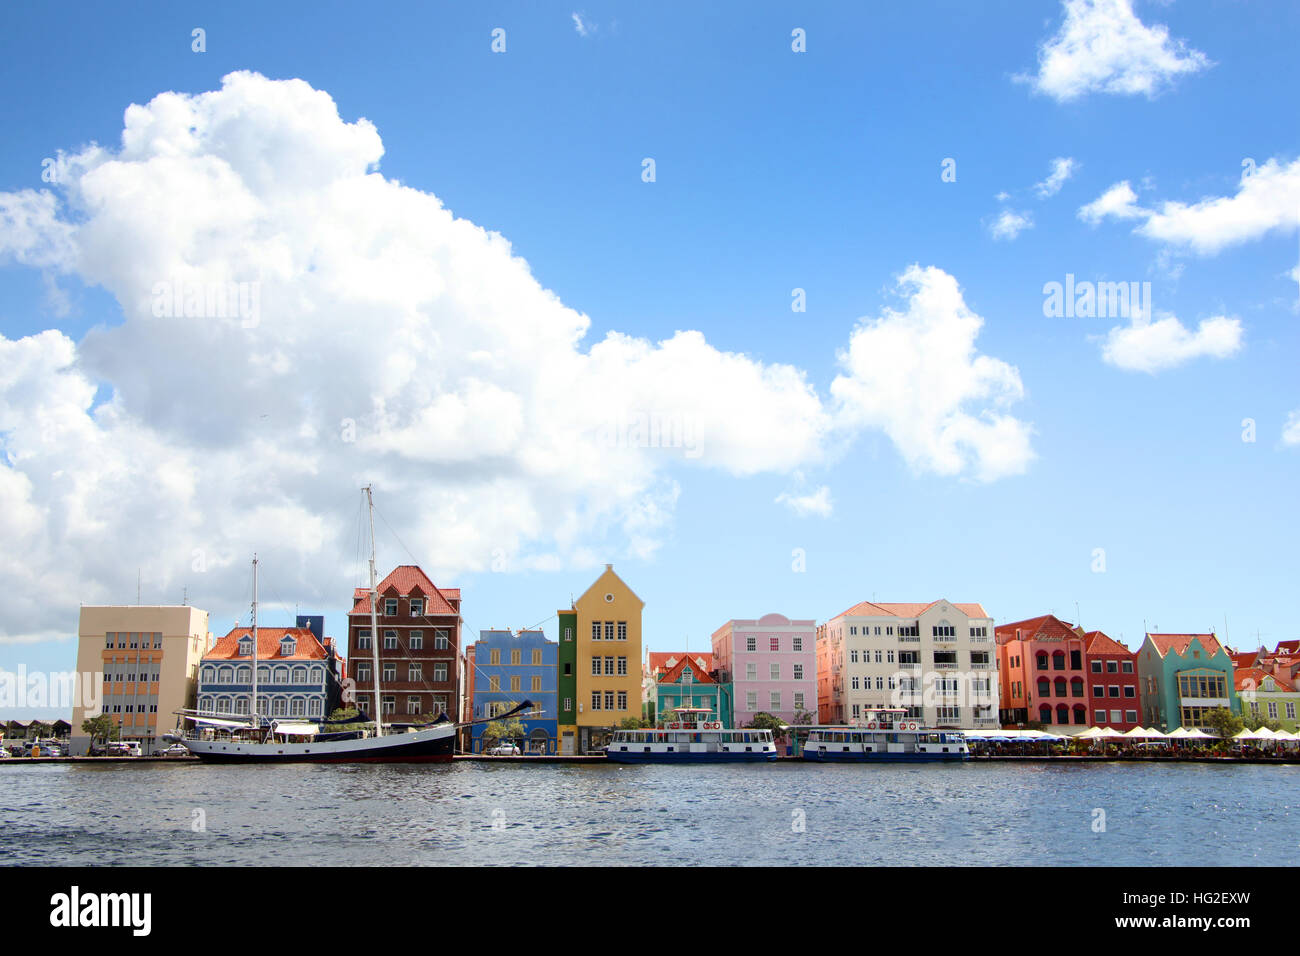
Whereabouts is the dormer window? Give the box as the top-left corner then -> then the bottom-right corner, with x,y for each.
384,598 -> 398,616
237,637 -> 253,657
410,598 -> 424,617
279,637 -> 297,657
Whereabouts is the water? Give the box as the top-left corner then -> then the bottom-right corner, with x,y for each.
2,761 -> 1297,866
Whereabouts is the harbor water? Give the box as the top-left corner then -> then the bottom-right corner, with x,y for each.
2,761 -> 1297,866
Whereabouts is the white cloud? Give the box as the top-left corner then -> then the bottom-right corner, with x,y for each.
571,12 -> 595,37
1079,160 -> 1300,255
1019,0 -> 1211,102
1283,411 -> 1300,447
830,265 -> 1034,482
1078,180 -> 1146,224
990,209 -> 1034,240
0,72 -> 833,642
775,486 -> 833,518
1100,313 -> 1243,373
1034,157 -> 1079,198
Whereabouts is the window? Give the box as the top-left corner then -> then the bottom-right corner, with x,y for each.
531,675 -> 542,692
356,663 -> 371,682
105,633 -> 114,648
409,598 -> 423,617
289,698 -> 306,717
591,658 -> 601,676
850,650 -> 859,663
433,664 -> 448,682
409,663 -> 422,682
383,664 -> 396,681
746,636 -> 756,652
770,691 -> 781,710
746,663 -> 757,680
932,624 -> 955,638
384,598 -> 398,616
770,663 -> 780,680
382,696 -> 395,715
1090,660 -> 1102,673
511,649 -> 521,666
357,630 -> 372,650
384,631 -> 398,650
851,677 -> 860,690
591,692 -> 602,711
591,623 -> 601,641
489,676 -> 500,692
746,692 -> 757,710
510,676 -> 520,693
292,666 -> 307,684
793,636 -> 803,652
272,698 -> 286,716
604,622 -> 615,641
617,622 -> 627,641
793,664 -> 804,680
617,657 -> 628,676
617,691 -> 628,711
769,637 -> 780,652
604,656 -> 615,676
410,631 -> 423,650
434,630 -> 450,650
1106,660 -> 1118,673
532,649 -> 542,665
563,697 -> 572,712
794,692 -> 805,710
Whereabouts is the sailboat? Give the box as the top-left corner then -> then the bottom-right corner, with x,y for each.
167,486 -> 530,763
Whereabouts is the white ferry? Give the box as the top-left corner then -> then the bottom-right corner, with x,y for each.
604,707 -> 777,764
802,708 -> 969,763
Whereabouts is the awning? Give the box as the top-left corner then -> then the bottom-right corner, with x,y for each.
271,721 -> 318,736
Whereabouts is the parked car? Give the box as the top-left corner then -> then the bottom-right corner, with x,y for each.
485,742 -> 521,756
105,741 -> 143,757
162,743 -> 191,757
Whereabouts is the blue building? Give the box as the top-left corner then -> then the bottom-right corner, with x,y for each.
197,619 -> 344,721
469,628 -> 557,753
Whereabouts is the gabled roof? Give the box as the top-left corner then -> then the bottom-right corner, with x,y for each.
995,614 -> 1084,643
648,652 -> 713,679
572,564 -> 645,610
350,565 -> 459,616
1234,666 -> 1297,694
833,599 -> 988,621
1084,630 -> 1132,656
205,626 -> 328,661
1147,633 -> 1225,659
1275,640 -> 1300,656
658,654 -> 716,685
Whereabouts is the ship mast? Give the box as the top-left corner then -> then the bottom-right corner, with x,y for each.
365,486 -> 384,737
251,553 -> 259,728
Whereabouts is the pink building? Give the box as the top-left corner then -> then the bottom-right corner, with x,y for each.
711,614 -> 817,727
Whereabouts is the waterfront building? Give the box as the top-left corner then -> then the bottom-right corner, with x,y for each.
557,564 -> 644,754
1136,632 -> 1238,731
468,628 -> 558,753
347,565 -> 461,724
1084,631 -> 1140,730
711,614 -> 817,728
197,618 -> 344,721
1234,667 -> 1300,731
817,600 -> 999,729
653,653 -> 728,724
994,614 -> 1092,730
71,605 -> 210,755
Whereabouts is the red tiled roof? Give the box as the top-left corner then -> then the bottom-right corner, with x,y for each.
350,565 -> 459,616
1275,640 -> 1300,656
995,614 -> 1083,643
1230,651 -> 1259,670
1148,633 -> 1224,658
658,654 -> 716,685
1234,666 -> 1297,694
833,599 -> 989,621
1084,630 -> 1133,656
204,626 -> 328,661
648,652 -> 714,679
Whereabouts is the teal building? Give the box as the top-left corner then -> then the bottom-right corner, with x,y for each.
1136,632 -> 1239,731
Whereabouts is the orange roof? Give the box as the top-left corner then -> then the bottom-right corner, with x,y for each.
658,654 -> 717,685
1147,633 -> 1224,658
1234,666 -> 1297,694
833,599 -> 989,621
1084,630 -> 1133,656
648,652 -> 714,679
1275,640 -> 1300,656
1230,651 -> 1259,669
995,614 -> 1083,643
350,565 -> 459,616
205,626 -> 328,661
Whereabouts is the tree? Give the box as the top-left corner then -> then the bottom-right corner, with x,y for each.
1202,707 -> 1242,740
746,712 -> 787,737
81,715 -> 119,753
791,708 -> 816,726
482,703 -> 526,750
618,716 -> 646,730
1242,710 -> 1282,732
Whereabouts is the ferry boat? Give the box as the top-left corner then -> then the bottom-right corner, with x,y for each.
801,708 -> 969,763
604,707 -> 778,763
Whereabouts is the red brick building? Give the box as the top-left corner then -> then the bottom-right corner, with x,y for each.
347,565 -> 460,723
1083,630 -> 1140,730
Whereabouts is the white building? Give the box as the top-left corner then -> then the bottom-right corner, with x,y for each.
817,599 -> 999,729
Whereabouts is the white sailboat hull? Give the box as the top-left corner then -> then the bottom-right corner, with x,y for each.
180,723 -> 456,763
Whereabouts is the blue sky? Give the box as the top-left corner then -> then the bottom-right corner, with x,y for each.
1,1 -> 1298,717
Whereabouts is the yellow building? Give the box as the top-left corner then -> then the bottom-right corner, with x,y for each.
70,606 -> 210,755
565,564 -> 644,754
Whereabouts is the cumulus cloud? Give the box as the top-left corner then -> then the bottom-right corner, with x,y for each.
830,266 -> 1034,482
990,209 -> 1033,240
1034,157 -> 1079,198
1079,160 -> 1300,254
775,486 -> 833,518
1018,0 -> 1211,101
1100,313 -> 1243,373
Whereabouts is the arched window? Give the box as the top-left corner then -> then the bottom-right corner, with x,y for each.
1037,677 -> 1051,697
1036,652 -> 1049,670
292,666 -> 307,684
218,666 -> 233,684
202,665 -> 216,683
311,666 -> 324,683
1055,703 -> 1069,724
218,696 -> 232,714
257,666 -> 270,684
1038,704 -> 1052,722
1052,651 -> 1066,671
199,696 -> 212,711
235,697 -> 250,715
272,697 -> 287,716
1070,677 -> 1085,698
236,666 -> 251,684
290,697 -> 305,717
1054,677 -> 1067,697
308,698 -> 322,716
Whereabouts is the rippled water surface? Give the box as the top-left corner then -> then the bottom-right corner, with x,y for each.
2,761 -> 1297,866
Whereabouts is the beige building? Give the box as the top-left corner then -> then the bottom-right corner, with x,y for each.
70,606 -> 210,755
818,599 -> 999,729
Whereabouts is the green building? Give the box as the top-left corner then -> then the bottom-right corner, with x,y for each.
1137,632 -> 1238,731
556,609 -> 577,754
1235,667 -> 1300,732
